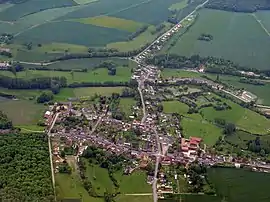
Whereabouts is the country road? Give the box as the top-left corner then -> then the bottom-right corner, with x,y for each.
47,112 -> 59,202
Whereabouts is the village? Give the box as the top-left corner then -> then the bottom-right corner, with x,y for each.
43,61 -> 270,199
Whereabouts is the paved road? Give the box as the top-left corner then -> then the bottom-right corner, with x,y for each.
47,112 -> 59,202
134,0 -> 209,60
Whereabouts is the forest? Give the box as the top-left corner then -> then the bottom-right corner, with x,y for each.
0,133 -> 54,202
206,0 -> 270,12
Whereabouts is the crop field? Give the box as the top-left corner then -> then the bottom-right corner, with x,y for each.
161,69 -> 201,78
201,98 -> 270,134
208,168 -> 270,202
73,87 -> 125,97
168,9 -> 270,70
0,66 -> 132,84
0,100 -> 45,125
71,16 -> 144,32
205,73 -> 270,105
14,21 -> 129,47
0,0 -> 77,21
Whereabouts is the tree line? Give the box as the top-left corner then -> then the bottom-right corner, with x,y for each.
0,110 -> 13,130
205,0 -> 270,12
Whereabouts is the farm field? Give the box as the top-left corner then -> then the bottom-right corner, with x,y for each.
117,195 -> 153,202
161,69 -> 201,78
256,11 -> 270,33
71,16 -> 144,32
74,87 -> 125,97
163,100 -> 189,114
0,66 -> 132,84
200,98 -> 270,134
208,168 -> 270,202
0,100 -> 45,125
167,9 -> 270,70
169,0 -> 189,10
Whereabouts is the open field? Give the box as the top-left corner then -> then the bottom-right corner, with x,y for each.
208,168 -> 270,202
117,195 -> 153,202
74,87 -> 125,97
163,101 -> 189,114
71,16 -> 144,32
119,98 -> 136,117
74,0 -> 99,5
256,11 -> 270,33
0,100 -> 45,125
201,97 -> 270,134
0,66 -> 132,84
161,69 -> 201,78
168,9 -> 270,70
169,0 -> 189,10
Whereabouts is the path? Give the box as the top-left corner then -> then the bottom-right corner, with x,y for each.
251,13 -> 270,37
20,128 -> 44,133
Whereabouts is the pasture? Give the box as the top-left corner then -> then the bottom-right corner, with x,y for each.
73,87 -> 125,97
168,9 -> 270,70
0,66 -> 132,84
119,98 -> 136,117
163,100 -> 189,114
208,168 -> 270,202
0,100 -> 45,125
71,16 -> 144,32
200,98 -> 270,134
169,0 -> 189,10
161,69 -> 201,78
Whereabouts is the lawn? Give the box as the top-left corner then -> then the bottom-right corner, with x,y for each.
71,16 -> 144,32
168,9 -> 270,70
163,101 -> 189,114
208,167 -> 270,202
200,98 -> 270,134
119,98 -> 136,117
0,100 -> 45,125
0,66 -> 132,84
73,87 -> 125,97
161,69 -> 201,79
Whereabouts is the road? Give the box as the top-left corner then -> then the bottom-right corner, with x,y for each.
134,0 -> 209,60
47,112 -> 59,202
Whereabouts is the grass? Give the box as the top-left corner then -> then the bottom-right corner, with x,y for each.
200,97 -> 270,134
74,0 -> 99,5
54,88 -> 76,101
71,16 -> 144,32
169,0 -> 189,10
119,98 -> 136,117
34,42 -> 88,54
116,195 -> 153,202
0,87 -> 47,99
181,115 -> 223,146
168,9 -> 270,70
208,167 -> 270,202
161,69 -> 201,78
163,101 -> 189,114
115,170 -> 151,194
73,87 -> 125,97
0,100 -> 45,125
0,66 -> 132,84
205,73 -> 270,106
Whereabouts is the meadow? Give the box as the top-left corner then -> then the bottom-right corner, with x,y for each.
74,86 -> 125,97
207,168 -> 270,202
0,66 -> 132,84
201,97 -> 270,134
168,9 -> 270,70
119,98 -> 136,117
161,69 -> 201,79
0,100 -> 45,125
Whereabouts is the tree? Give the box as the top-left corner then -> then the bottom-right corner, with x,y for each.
60,150 -> 65,158
223,123 -> 236,135
104,190 -> 114,202
37,92 -> 54,103
70,70 -> 74,80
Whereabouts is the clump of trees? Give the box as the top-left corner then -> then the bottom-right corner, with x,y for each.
239,78 -> 265,86
206,0 -> 270,13
128,25 -> 148,41
151,23 -> 166,35
37,92 -> 54,103
0,133 -> 54,201
198,33 -> 213,41
248,136 -> 270,157
0,110 -> 13,129
0,33 -> 13,44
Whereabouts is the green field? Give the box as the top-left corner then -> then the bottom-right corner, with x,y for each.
117,195 -> 153,202
0,66 -> 131,84
169,0 -> 189,10
201,98 -> 270,134
71,16 -> 144,32
0,100 -> 45,125
163,101 -> 189,114
74,0 -> 99,5
168,9 -> 270,70
161,69 -> 201,79
208,168 -> 270,202
119,98 -> 136,117
74,87 -> 125,97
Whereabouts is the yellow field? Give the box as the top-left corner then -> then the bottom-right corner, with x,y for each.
71,16 -> 144,32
